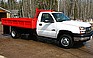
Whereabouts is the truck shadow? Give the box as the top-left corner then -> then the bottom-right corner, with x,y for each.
21,35 -> 58,45
72,42 -> 85,49
21,35 -> 85,49
2,34 -> 85,49
37,38 -> 85,49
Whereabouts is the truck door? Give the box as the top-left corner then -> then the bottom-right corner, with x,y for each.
37,13 -> 56,38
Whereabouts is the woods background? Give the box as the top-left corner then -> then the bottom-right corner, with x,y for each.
0,0 -> 93,21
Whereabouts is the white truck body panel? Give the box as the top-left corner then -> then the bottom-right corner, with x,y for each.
37,13 -> 57,38
62,20 -> 91,27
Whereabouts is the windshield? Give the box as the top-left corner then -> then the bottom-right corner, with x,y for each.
52,13 -> 70,22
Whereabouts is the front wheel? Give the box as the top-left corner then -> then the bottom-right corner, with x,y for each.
58,34 -> 74,48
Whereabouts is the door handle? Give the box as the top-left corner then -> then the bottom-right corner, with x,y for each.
52,29 -> 55,31
39,24 -> 42,26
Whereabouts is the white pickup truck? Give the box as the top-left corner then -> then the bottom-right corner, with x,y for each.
2,9 -> 93,48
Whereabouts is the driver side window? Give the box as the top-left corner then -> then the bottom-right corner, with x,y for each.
41,13 -> 54,23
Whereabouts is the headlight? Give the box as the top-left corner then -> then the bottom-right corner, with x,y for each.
79,27 -> 86,30
79,27 -> 86,34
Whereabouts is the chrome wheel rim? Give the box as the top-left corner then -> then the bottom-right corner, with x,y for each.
11,31 -> 16,37
61,37 -> 69,47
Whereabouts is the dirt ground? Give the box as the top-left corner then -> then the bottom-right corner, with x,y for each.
0,23 -> 93,58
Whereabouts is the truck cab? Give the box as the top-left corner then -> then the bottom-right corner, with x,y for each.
37,12 -> 93,48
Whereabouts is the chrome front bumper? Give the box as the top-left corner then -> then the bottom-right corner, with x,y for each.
73,31 -> 93,41
74,36 -> 92,41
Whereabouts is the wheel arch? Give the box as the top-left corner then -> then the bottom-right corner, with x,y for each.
57,30 -> 73,40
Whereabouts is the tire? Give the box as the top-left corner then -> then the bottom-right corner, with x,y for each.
58,34 -> 74,49
11,28 -> 20,38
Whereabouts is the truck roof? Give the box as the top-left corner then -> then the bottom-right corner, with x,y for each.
34,8 -> 54,18
40,12 -> 63,13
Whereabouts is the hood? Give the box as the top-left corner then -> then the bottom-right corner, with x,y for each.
62,20 -> 91,27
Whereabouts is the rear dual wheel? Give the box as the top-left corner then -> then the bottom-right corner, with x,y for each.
11,28 -> 20,38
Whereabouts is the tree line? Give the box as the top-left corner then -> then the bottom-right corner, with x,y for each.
0,0 -> 93,21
